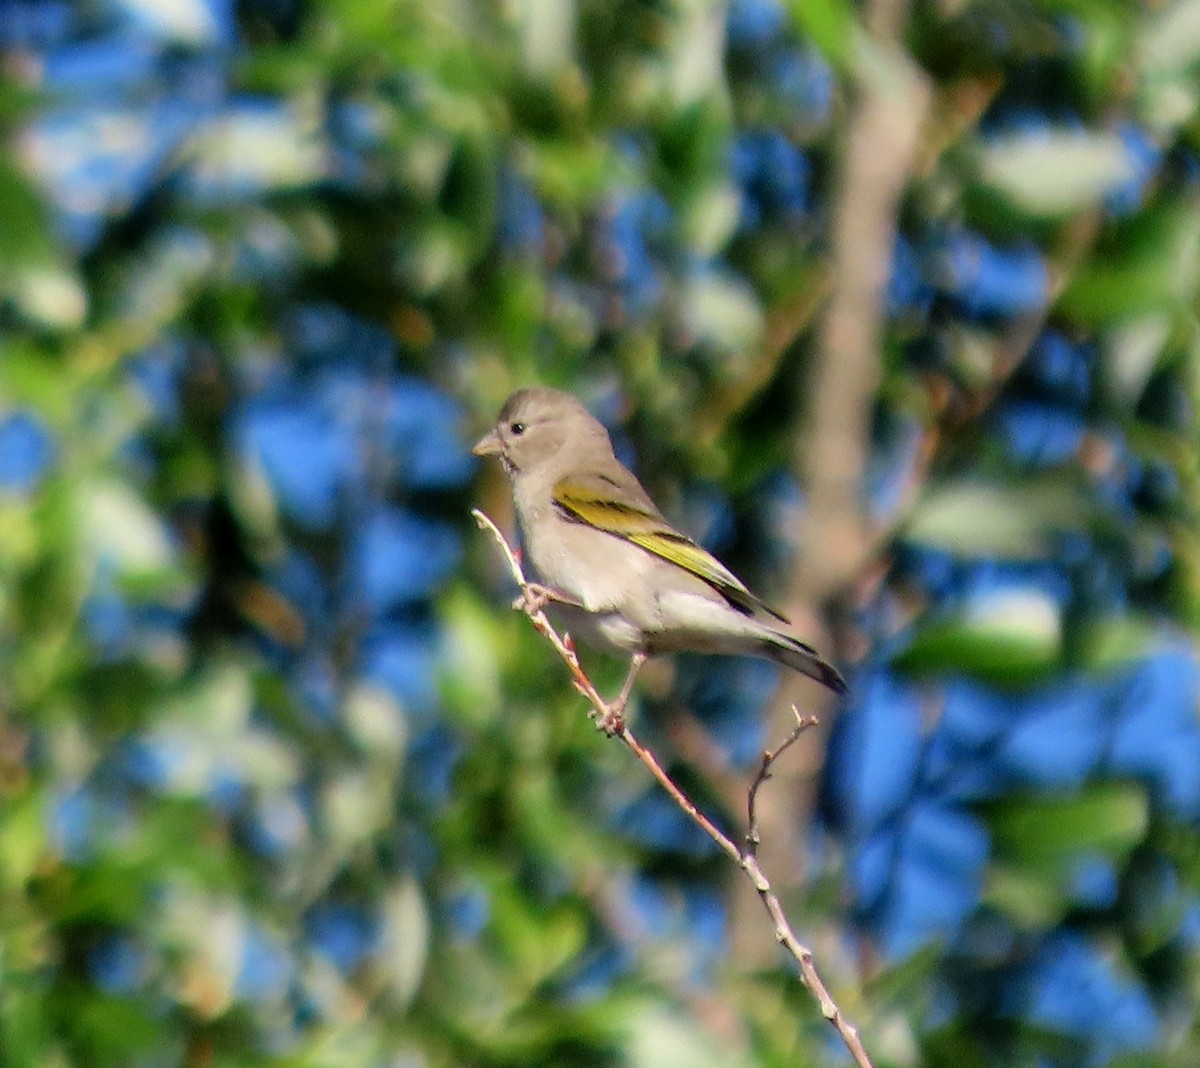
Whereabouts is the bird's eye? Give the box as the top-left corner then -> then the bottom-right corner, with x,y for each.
509,421 -> 527,436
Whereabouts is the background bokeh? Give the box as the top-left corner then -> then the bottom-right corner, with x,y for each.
3,0 -> 1200,1065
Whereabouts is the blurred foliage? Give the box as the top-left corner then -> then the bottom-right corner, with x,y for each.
3,0 -> 1200,1066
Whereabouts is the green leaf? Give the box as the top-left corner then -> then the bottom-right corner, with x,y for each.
510,0 -> 578,75
0,792 -> 47,891
982,863 -> 1070,929
678,270 -> 765,354
975,130 -> 1135,217
903,477 -> 1096,559
896,596 -> 1062,686
629,1005 -> 756,1068
1101,312 -> 1173,409
785,0 -> 857,70
984,784 -> 1150,862
489,881 -> 587,989
1058,199 -> 1200,324
0,161 -> 55,270
1137,0 -> 1200,76
980,785 -> 1150,926
377,876 -> 431,1009
439,585 -> 504,724
76,481 -> 177,577
1077,614 -> 1162,671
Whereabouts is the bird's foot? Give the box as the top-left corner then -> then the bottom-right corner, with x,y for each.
514,582 -> 583,615
591,651 -> 645,737
594,701 -> 626,737
514,582 -> 554,614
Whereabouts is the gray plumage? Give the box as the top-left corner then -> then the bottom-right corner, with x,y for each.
473,387 -> 847,698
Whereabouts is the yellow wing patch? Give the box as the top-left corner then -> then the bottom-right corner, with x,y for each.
553,479 -> 789,623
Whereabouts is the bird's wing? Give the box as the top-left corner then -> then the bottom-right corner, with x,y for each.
552,472 -> 792,625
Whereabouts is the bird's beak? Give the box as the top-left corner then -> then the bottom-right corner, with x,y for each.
472,429 -> 503,457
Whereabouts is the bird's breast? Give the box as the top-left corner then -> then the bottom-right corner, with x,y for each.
537,521 -> 646,609
514,494 -> 649,616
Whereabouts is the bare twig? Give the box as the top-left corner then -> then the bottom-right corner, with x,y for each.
472,508 -> 874,1068
746,708 -> 820,861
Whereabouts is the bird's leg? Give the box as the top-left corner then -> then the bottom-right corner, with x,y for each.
614,652 -> 646,712
596,652 -> 646,736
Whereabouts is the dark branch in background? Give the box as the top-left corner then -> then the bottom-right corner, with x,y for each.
472,508 -> 875,1068
798,9 -> 932,645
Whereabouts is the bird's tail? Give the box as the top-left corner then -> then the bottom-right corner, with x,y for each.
762,631 -> 847,695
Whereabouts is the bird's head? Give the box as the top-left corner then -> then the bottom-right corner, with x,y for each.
473,387 -> 611,477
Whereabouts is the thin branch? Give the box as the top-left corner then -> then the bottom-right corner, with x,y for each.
472,509 -> 874,1068
746,708 -> 820,861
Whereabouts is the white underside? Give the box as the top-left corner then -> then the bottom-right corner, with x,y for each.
513,471 -> 789,661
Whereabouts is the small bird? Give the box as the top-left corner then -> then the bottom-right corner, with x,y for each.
473,387 -> 846,727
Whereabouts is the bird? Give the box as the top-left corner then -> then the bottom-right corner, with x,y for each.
473,387 -> 846,728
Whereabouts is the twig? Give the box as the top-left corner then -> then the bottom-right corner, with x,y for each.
746,708 -> 820,862
472,508 -> 874,1068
